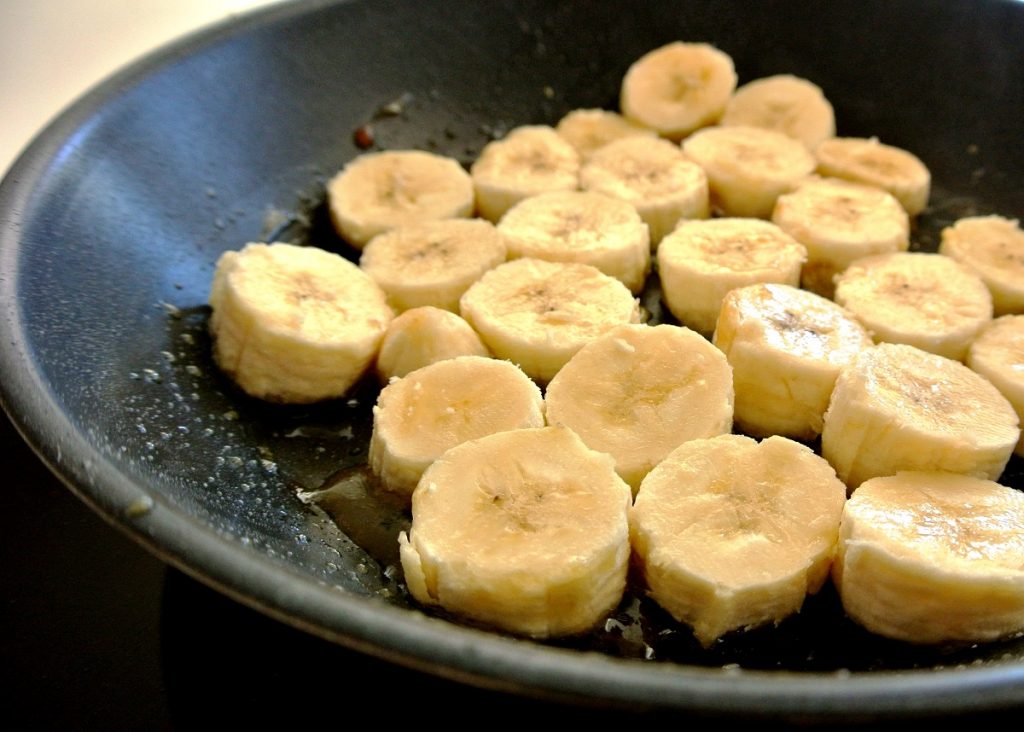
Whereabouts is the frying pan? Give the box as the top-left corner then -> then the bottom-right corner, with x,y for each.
2,0 -> 1023,721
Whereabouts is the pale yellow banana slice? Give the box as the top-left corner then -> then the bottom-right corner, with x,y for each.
940,215 -> 1024,315
720,74 -> 836,149
375,306 -> 489,383
713,283 -> 873,440
834,471 -> 1024,644
209,242 -> 392,403
399,425 -> 632,638
681,125 -> 816,218
554,108 -> 657,161
968,315 -> 1024,456
470,125 -> 580,223
326,150 -> 474,248
369,355 -> 543,495
496,190 -> 650,293
771,176 -> 909,297
619,41 -> 737,140
359,218 -> 507,313
579,136 -> 710,248
821,343 -> 1019,489
815,137 -> 931,216
631,434 -> 846,647
834,252 -> 993,361
459,258 -> 641,382
658,219 -> 806,336
544,324 -> 733,492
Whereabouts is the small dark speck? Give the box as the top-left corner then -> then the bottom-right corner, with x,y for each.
353,124 -> 375,149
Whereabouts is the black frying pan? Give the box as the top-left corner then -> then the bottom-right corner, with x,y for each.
2,0 -> 1023,721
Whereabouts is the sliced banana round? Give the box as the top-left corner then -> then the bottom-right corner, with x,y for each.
658,219 -> 806,337
326,150 -> 474,248
720,74 -> 835,149
470,125 -> 580,223
369,355 -> 543,495
771,176 -> 910,297
940,215 -> 1024,316
834,252 -> 993,361
545,324 -> 733,492
459,258 -> 641,382
399,425 -> 632,638
631,434 -> 847,647
375,306 -> 489,383
209,242 -> 392,403
968,315 -> 1024,456
496,190 -> 650,293
681,125 -> 816,218
620,41 -> 737,140
554,108 -> 657,161
834,471 -> 1024,644
821,343 -> 1020,489
359,218 -> 507,313
579,136 -> 709,248
814,137 -> 931,217
713,283 -> 873,440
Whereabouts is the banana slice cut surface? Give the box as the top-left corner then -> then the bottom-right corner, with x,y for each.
359,218 -> 508,313
369,355 -> 543,496
580,136 -> 710,248
834,252 -> 993,361
940,215 -> 1024,316
815,137 -> 931,217
821,343 -> 1020,489
682,125 -> 816,218
772,176 -> 909,297
327,150 -> 474,248
658,219 -> 806,336
835,472 -> 1024,644
497,190 -> 650,293
620,41 -> 737,140
968,315 -> 1024,456
459,258 -> 641,382
720,74 -> 836,149
399,426 -> 632,638
555,108 -> 657,161
545,324 -> 733,492
714,283 -> 873,440
209,242 -> 393,403
375,306 -> 489,383
630,434 -> 847,647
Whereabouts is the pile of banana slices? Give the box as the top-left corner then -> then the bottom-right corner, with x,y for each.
207,41 -> 1024,649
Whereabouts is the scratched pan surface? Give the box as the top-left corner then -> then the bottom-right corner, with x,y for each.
2,0 -> 1023,721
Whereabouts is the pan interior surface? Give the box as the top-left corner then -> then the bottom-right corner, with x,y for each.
1,0 -> 1023,719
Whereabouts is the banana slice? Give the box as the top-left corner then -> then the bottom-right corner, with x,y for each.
579,136 -> 710,248
681,125 -> 816,218
834,471 -> 1024,644
620,41 -> 737,140
771,176 -> 910,297
720,74 -> 836,149
399,425 -> 632,638
369,355 -> 543,495
359,218 -> 507,313
459,258 -> 641,382
658,219 -> 806,337
713,283 -> 873,440
470,125 -> 580,223
834,252 -> 993,361
209,242 -> 392,403
814,137 -> 931,216
821,342 -> 1019,489
967,315 -> 1024,456
327,150 -> 474,248
940,215 -> 1024,316
555,108 -> 657,161
496,190 -> 650,293
630,434 -> 847,647
544,324 -> 733,492
375,306 -> 489,383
